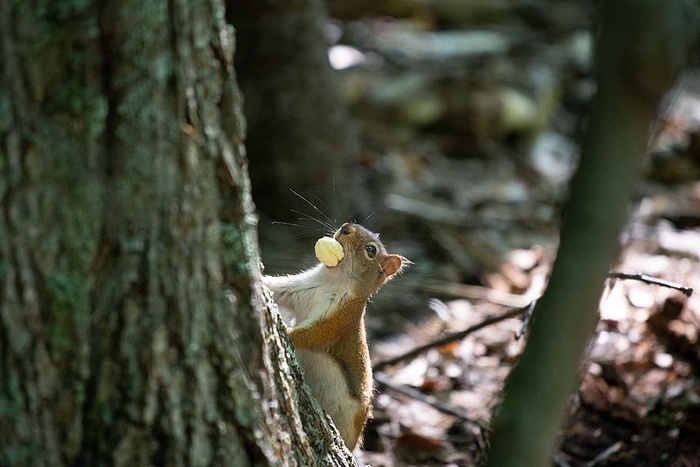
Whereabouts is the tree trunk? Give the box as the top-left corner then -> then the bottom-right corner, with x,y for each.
227,0 -> 355,223
0,1 -> 353,465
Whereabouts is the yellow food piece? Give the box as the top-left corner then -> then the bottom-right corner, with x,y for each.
315,237 -> 345,267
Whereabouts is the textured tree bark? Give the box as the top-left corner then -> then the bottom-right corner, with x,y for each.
485,2 -> 697,466
0,1 -> 354,465
226,0 -> 355,222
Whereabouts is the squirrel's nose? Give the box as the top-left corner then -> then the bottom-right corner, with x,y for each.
339,223 -> 355,236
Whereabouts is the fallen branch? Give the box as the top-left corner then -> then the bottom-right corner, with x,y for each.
373,305 -> 529,372
608,271 -> 693,296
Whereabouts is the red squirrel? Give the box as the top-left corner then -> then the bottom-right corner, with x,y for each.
264,222 -> 409,450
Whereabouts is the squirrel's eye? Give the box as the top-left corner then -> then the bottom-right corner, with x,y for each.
365,243 -> 377,259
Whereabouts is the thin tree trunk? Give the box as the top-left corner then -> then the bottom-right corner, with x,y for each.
485,2 -> 696,465
0,1 -> 354,465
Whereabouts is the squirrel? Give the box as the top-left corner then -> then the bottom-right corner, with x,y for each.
263,222 -> 409,450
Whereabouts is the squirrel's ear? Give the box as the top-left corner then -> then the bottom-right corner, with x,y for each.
383,254 -> 410,277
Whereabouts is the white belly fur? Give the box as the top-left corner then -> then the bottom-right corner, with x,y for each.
296,349 -> 361,443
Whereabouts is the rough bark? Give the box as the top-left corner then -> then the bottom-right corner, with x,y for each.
226,0 -> 355,223
0,0 -> 354,465
485,2 -> 697,466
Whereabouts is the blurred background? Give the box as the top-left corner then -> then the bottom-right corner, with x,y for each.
229,1 -> 700,464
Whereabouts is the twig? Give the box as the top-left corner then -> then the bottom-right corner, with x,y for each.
587,441 -> 625,466
373,305 -> 529,372
516,299 -> 538,340
608,271 -> 693,297
373,373 -> 490,432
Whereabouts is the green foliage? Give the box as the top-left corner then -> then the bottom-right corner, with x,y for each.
647,404 -> 684,429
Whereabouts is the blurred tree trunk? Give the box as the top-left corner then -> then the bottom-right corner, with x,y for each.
0,1 -> 354,465
486,1 -> 698,466
226,0 -> 355,223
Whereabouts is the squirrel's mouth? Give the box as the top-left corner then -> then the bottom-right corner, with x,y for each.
333,241 -> 346,265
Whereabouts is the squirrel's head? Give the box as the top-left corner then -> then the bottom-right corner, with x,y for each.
332,222 -> 409,296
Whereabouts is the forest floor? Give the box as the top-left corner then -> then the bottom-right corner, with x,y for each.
313,3 -> 700,465
358,180 -> 700,466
